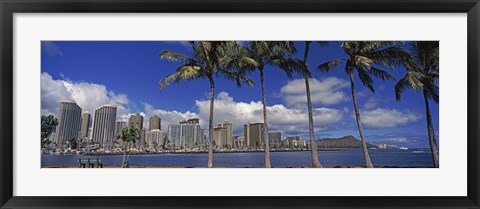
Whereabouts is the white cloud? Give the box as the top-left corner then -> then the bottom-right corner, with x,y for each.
42,73 -> 345,135
280,77 -> 350,107
41,41 -> 63,57
363,97 -> 379,110
360,108 -> 421,128
195,92 -> 344,135
142,103 -> 199,132
41,72 -> 131,121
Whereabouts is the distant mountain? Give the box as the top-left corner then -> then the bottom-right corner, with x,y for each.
316,135 -> 377,149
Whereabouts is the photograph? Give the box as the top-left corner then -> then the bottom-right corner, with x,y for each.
40,41 -> 439,168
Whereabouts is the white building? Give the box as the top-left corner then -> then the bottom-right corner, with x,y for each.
168,121 -> 201,149
181,121 -> 200,148
55,101 -> 82,149
80,112 -> 91,142
168,124 -> 181,149
91,104 -> 117,150
217,121 -> 233,148
268,131 -> 282,149
146,129 -> 164,149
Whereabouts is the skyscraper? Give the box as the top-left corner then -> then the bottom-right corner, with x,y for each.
180,120 -> 200,148
149,115 -> 161,131
217,121 -> 233,148
129,113 -> 144,130
91,104 -> 117,149
146,129 -> 164,149
268,131 -> 282,149
55,101 -> 82,149
213,126 -> 227,149
115,121 -> 127,137
80,111 -> 91,141
200,128 -> 206,146
139,128 -> 147,148
187,118 -> 200,124
285,136 -> 305,149
168,120 -> 201,149
168,124 -> 181,148
244,122 -> 264,148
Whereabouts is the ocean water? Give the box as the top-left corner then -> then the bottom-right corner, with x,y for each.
41,149 -> 434,168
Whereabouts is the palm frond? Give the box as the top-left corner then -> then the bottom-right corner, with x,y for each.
272,57 -> 308,78
354,55 -> 374,69
159,65 -> 204,90
357,67 -> 375,92
160,51 -> 195,63
368,46 -> 410,69
424,85 -> 439,103
360,41 -> 397,54
368,66 -> 395,81
317,59 -> 342,73
218,69 -> 255,87
395,77 -> 410,101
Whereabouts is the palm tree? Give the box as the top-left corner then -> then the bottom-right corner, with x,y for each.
159,41 -> 253,168
117,127 -> 140,168
395,41 -> 439,168
237,41 -> 303,168
299,41 -> 331,168
318,41 -> 407,168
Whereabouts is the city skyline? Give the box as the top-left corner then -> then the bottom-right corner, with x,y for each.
48,100 -> 323,150
41,41 -> 439,148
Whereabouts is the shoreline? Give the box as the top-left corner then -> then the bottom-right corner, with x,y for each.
43,148 -> 371,156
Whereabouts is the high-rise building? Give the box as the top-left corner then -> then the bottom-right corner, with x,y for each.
115,121 -> 127,137
180,120 -> 200,148
149,115 -> 161,131
91,104 -> 117,149
268,131 -> 282,149
168,120 -> 201,149
55,101 -> 82,149
244,122 -> 264,148
168,124 -> 181,148
200,128 -> 206,146
80,112 -> 91,141
129,113 -> 144,130
114,121 -> 127,148
285,136 -> 305,149
146,129 -> 164,149
187,118 -> 200,124
217,121 -> 233,148
139,128 -> 147,148
213,126 -> 227,149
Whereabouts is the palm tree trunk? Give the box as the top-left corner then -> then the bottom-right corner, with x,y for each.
125,142 -> 131,168
259,68 -> 271,168
423,90 -> 439,168
121,141 -> 127,168
303,41 -> 322,168
349,72 -> 373,168
207,76 -> 215,168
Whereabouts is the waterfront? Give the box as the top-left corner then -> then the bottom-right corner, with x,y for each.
42,148 -> 433,168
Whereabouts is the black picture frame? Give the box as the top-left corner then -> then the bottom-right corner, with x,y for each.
1,0 -> 479,208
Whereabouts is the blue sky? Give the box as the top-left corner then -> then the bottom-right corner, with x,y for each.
41,41 -> 439,148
